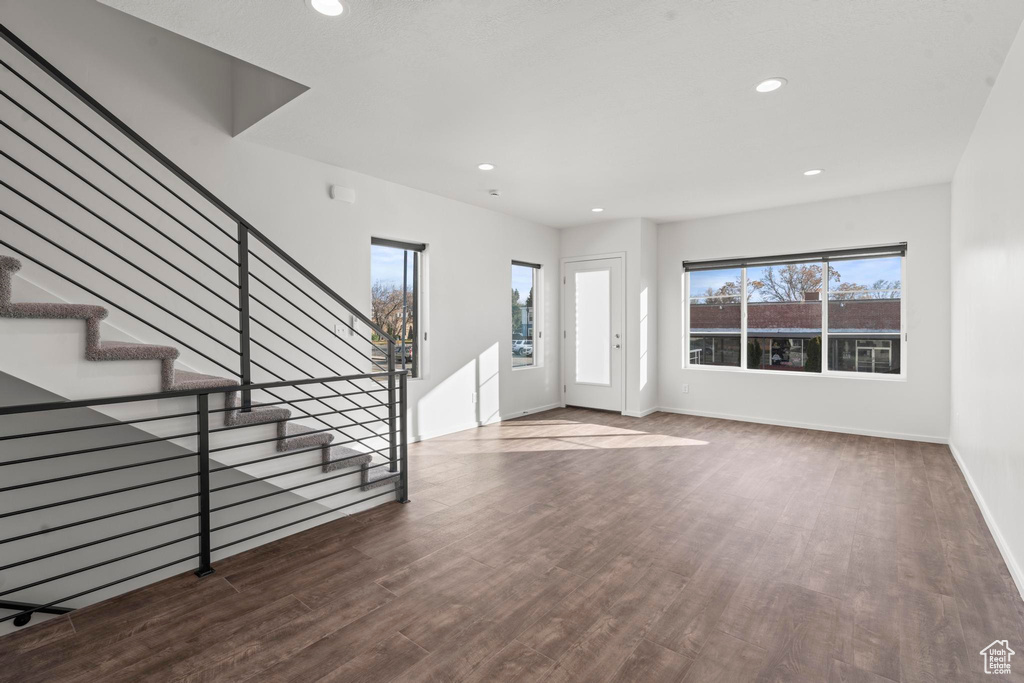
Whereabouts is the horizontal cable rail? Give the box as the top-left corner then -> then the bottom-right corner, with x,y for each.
0,511 -> 201,573
0,492 -> 201,546
211,446 -> 394,490
0,407 -> 198,442
0,449 -> 199,490
0,372 -> 409,627
0,25 -> 411,629
211,489 -> 397,554
210,456 -> 393,505
0,371 -> 399,415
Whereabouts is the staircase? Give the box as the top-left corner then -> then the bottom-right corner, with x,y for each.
0,25 -> 408,630
0,255 -> 398,488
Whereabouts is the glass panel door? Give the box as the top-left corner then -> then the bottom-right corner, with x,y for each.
575,270 -> 611,385
564,257 -> 622,412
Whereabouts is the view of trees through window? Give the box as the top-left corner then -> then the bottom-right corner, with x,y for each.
827,256 -> 901,373
746,262 -> 824,372
511,263 -> 537,368
688,267 -> 741,367
687,253 -> 902,374
370,241 -> 419,377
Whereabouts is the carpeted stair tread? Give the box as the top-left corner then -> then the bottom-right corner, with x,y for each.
224,391 -> 292,427
277,422 -> 335,451
90,340 -> 180,362
3,302 -> 108,320
170,369 -> 238,391
362,463 -> 400,490
323,445 -> 373,473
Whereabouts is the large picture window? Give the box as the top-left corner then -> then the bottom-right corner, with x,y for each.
371,238 -> 423,377
685,244 -> 905,377
511,261 -> 539,368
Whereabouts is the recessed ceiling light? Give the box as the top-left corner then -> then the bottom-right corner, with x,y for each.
477,163 -> 495,171
591,208 -> 604,213
755,77 -> 787,93
306,0 -> 345,17
803,169 -> 823,176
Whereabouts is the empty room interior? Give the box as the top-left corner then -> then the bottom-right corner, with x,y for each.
1,1 -> 1023,681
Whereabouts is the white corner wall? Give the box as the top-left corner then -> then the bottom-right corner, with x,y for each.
950,22 -> 1024,596
657,184 -> 952,442
2,0 -> 561,442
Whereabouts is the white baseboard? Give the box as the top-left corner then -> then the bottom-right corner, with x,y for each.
948,441 -> 1024,600
499,403 -> 564,422
623,407 -> 659,418
654,405 -> 948,444
410,403 -> 563,443
411,418 -> 497,444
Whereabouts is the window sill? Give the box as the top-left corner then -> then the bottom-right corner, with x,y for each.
682,364 -> 906,382
512,364 -> 542,372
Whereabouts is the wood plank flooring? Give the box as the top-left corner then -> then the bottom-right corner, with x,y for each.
2,408 -> 1022,682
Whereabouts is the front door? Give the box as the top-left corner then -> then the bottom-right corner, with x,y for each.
563,257 -> 623,412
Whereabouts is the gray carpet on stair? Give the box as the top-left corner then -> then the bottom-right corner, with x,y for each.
363,464 -> 401,489
2,254 -> 396,494
88,340 -> 179,362
323,446 -> 372,473
168,369 -> 238,391
224,390 -> 292,427
277,422 -> 335,451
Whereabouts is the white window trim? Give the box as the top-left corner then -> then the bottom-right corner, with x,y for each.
511,262 -> 543,371
683,254 -> 907,381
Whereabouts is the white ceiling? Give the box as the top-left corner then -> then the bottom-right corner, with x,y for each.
100,0 -> 1024,228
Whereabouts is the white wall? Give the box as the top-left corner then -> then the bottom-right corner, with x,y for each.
950,22 -> 1024,596
2,0 -> 562,441
657,184 -> 952,442
560,217 -> 659,416
638,218 -> 659,415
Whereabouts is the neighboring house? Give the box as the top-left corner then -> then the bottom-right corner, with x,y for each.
689,297 -> 901,372
515,305 -> 535,339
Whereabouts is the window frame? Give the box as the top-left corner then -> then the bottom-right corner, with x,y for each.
510,260 -> 542,371
683,246 -> 906,381
370,237 -> 425,379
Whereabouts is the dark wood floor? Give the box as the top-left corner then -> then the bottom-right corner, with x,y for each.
2,408 -> 1022,682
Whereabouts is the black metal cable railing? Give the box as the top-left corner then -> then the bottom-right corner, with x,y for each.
0,372 -> 409,628
0,26 -> 412,629
0,23 -> 394,370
